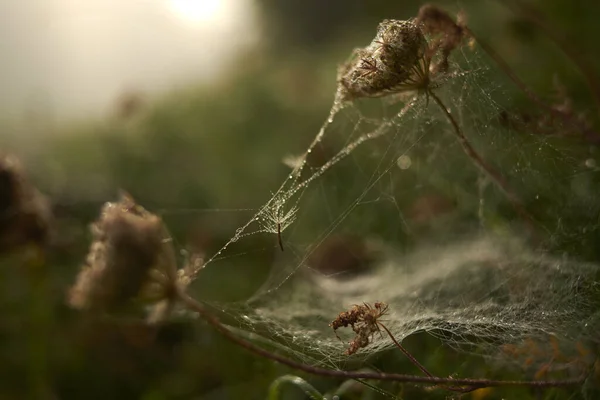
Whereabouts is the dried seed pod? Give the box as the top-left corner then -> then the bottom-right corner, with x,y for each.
0,154 -> 51,254
330,302 -> 389,355
337,19 -> 427,101
416,4 -> 465,42
68,194 -> 166,312
416,5 -> 470,73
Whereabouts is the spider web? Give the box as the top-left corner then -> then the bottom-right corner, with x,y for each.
184,36 -> 600,373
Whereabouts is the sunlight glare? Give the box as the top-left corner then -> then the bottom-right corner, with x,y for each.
168,0 -> 226,24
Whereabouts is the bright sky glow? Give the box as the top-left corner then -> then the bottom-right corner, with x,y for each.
168,0 -> 227,24
0,0 -> 258,121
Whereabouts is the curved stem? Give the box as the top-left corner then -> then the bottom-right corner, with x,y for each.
377,322 -> 433,378
465,27 -> 599,141
378,322 -> 476,393
177,289 -> 584,390
496,0 -> 600,116
428,89 -> 537,234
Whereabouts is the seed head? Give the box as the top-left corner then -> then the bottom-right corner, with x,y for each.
0,154 -> 51,254
416,4 -> 465,40
337,20 -> 427,101
330,302 -> 389,355
416,5 -> 470,73
68,194 -> 166,312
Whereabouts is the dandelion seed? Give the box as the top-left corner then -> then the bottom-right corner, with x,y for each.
259,200 -> 298,251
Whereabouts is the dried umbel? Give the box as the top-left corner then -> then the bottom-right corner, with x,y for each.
337,19 -> 427,101
330,302 -> 389,355
0,154 -> 51,254
68,194 -> 167,312
416,4 -> 470,73
308,235 -> 375,277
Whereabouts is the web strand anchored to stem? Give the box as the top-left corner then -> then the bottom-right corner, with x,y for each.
197,10 -> 599,384
178,289 -> 588,391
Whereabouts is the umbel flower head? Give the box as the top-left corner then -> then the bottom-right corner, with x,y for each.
330,302 -> 389,355
336,10 -> 471,103
68,194 -> 169,312
416,4 -> 470,74
337,19 -> 427,101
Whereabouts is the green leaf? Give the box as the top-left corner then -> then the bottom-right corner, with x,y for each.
268,375 -> 325,400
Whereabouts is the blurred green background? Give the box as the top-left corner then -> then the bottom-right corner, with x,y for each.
0,0 -> 599,399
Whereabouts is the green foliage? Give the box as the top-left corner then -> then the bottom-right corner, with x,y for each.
268,375 -> 325,400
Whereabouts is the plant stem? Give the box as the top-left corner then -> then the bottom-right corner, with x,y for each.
466,28 -> 599,141
177,289 -> 585,390
428,89 -> 536,233
377,322 -> 433,378
378,322 -> 475,393
497,0 -> 600,117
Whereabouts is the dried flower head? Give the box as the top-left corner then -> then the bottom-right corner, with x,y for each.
68,194 -> 167,312
330,302 -> 389,355
337,20 -> 427,101
416,4 -> 470,73
0,154 -> 51,254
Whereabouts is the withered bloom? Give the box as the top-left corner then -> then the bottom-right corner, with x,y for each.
416,4 -> 470,73
0,154 -> 51,254
68,194 -> 166,312
330,302 -> 389,355
337,20 -> 427,101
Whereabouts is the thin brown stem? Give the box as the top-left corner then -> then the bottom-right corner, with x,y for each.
178,289 -> 585,390
465,27 -> 599,140
376,322 -> 433,378
497,0 -> 600,116
428,89 -> 537,235
377,321 -> 476,393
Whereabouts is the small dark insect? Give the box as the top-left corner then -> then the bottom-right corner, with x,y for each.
329,302 -> 389,355
277,222 -> 283,251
